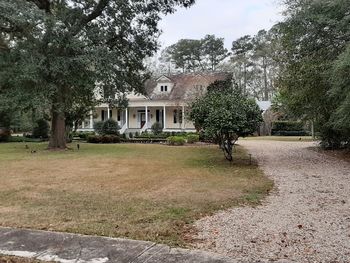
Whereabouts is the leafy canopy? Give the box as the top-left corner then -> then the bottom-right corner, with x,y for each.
189,79 -> 262,161
161,35 -> 228,72
277,0 -> 350,148
0,0 -> 195,148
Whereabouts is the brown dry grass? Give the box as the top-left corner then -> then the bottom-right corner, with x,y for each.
0,255 -> 53,263
0,143 -> 273,247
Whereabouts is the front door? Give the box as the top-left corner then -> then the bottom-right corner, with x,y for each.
140,112 -> 146,128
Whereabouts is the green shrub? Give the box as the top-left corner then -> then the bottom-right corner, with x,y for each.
75,131 -> 95,140
272,130 -> 309,136
32,119 -> 49,139
167,136 -> 186,146
129,132 -> 134,139
7,136 -> 42,142
94,121 -> 104,134
135,131 -> 139,137
186,134 -> 199,144
101,135 -> 120,143
198,131 -> 213,142
102,119 -> 120,135
87,135 -> 120,143
151,122 -> 163,135
87,135 -> 101,143
272,121 -> 304,132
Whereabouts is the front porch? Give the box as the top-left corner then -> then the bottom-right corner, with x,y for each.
77,105 -> 196,134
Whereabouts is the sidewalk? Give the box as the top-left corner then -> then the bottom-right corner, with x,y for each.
0,227 -> 235,263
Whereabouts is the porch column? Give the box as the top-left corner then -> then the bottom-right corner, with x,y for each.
182,105 -> 185,130
125,108 -> 128,128
107,106 -> 110,119
82,120 -> 85,129
145,106 -> 148,128
89,110 -> 93,129
163,105 -> 166,129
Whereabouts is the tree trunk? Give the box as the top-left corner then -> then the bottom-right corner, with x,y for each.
263,57 -> 269,101
243,63 -> 247,96
48,110 -> 66,149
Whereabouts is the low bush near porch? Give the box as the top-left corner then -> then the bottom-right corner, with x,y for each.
0,143 -> 273,247
167,136 -> 186,146
87,135 -> 120,143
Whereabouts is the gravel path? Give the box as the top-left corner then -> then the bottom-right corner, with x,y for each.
195,140 -> 350,263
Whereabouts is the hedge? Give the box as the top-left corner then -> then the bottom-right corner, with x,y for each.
167,136 -> 186,146
272,121 -> 304,132
87,135 -> 120,144
272,130 -> 309,136
186,134 -> 199,144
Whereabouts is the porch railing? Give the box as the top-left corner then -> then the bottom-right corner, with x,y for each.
119,122 -> 128,134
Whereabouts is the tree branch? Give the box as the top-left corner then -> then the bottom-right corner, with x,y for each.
70,0 -> 110,37
26,0 -> 51,13
82,0 -> 110,25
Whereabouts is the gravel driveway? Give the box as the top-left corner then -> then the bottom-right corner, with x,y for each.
195,140 -> 350,263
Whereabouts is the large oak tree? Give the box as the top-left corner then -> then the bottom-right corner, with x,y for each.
0,0 -> 195,149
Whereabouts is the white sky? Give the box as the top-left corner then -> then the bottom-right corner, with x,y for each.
159,0 -> 284,49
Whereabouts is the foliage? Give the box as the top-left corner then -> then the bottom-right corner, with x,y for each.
128,132 -> 134,139
271,121 -> 307,136
93,121 -> 104,135
151,122 -> 163,135
72,131 -> 95,140
272,131 -> 309,136
0,0 -> 195,149
101,119 -> 120,136
328,44 -> 350,148
6,136 -> 43,143
32,119 -> 49,139
167,136 -> 186,146
272,121 -> 304,132
160,35 -> 228,72
230,29 -> 280,100
186,134 -> 199,144
87,135 -> 120,144
189,79 -> 262,161
277,0 -> 350,149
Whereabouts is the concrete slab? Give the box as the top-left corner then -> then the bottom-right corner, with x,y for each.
0,228 -> 235,263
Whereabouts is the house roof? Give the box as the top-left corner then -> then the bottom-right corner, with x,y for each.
145,72 -> 232,101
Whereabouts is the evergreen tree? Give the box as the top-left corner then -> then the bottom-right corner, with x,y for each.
0,0 -> 195,149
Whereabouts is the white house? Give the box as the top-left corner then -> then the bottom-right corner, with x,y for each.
77,72 -> 230,134
78,72 -> 271,134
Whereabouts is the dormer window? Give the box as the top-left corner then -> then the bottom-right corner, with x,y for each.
160,85 -> 168,92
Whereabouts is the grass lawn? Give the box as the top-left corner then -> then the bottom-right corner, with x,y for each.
244,136 -> 315,142
0,142 -> 273,247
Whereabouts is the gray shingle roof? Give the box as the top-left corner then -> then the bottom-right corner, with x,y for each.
145,72 -> 232,101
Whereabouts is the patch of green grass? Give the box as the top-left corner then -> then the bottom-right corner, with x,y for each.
0,142 -> 273,247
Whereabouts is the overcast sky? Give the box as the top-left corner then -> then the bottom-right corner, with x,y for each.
159,0 -> 284,49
